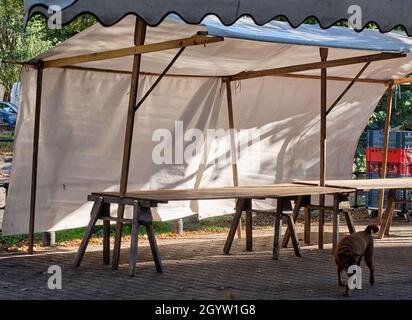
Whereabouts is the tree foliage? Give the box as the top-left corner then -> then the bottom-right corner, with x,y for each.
0,0 -> 95,100
354,85 -> 412,172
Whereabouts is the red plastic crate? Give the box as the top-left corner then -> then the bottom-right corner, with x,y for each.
366,161 -> 412,175
366,148 -> 412,163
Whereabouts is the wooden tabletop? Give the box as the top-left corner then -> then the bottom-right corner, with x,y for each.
294,178 -> 412,191
92,184 -> 355,203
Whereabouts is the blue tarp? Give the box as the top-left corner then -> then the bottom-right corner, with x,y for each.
171,15 -> 412,53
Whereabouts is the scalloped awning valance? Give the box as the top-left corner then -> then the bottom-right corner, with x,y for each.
25,0 -> 412,35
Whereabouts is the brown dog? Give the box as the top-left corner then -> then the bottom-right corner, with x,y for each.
335,224 -> 379,293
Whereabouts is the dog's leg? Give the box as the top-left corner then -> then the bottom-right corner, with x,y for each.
357,255 -> 363,266
365,250 -> 375,286
337,267 -> 345,287
343,285 -> 351,297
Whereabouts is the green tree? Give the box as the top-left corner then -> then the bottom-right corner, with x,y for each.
0,0 -> 95,101
354,84 -> 412,173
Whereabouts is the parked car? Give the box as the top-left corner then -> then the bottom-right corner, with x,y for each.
11,82 -> 20,110
0,101 -> 18,130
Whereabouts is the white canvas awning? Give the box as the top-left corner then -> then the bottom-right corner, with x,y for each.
3,16 -> 412,235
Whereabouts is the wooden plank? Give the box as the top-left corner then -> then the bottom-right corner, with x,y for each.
88,194 -> 161,206
378,82 -> 394,225
73,199 -> 104,267
319,47 -> 328,251
28,61 -> 44,254
391,77 -> 412,86
93,185 -> 355,202
276,73 -> 386,85
378,189 -> 397,239
273,198 -> 284,260
63,65 -> 387,84
44,35 -> 223,69
113,18 -> 146,271
229,52 -> 405,82
294,178 -> 412,191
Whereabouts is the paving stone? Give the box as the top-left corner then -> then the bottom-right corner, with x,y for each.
0,222 -> 411,300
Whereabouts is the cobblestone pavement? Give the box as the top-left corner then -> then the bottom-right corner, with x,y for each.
1,222 -> 412,300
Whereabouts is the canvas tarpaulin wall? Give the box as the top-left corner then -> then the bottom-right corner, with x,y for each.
3,16 -> 412,235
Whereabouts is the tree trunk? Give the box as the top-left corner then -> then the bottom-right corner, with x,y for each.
2,89 -> 11,102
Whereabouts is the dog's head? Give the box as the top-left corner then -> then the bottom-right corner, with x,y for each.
336,250 -> 360,270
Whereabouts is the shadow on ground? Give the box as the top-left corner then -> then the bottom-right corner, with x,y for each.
1,224 -> 412,300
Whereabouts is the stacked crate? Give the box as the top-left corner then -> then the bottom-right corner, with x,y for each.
366,130 -> 412,210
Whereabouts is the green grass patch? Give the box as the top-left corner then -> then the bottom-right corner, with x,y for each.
0,216 -> 235,251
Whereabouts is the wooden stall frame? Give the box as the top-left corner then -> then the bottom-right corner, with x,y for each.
28,61 -> 44,254
22,25 -> 409,255
377,81 -> 394,225
225,81 -> 242,239
111,18 -> 147,270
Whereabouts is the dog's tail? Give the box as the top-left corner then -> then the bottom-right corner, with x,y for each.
365,224 -> 379,234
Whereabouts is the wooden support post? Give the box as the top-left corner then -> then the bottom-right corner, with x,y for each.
102,203 -> 111,265
332,194 -> 340,255
129,204 -> 141,276
145,222 -> 163,273
282,196 -> 305,248
304,203 -> 311,245
273,198 -> 284,260
285,213 -> 302,258
172,219 -> 184,235
344,211 -> 356,234
245,209 -> 253,252
134,47 -> 186,112
112,18 -> 147,270
378,189 -> 396,239
73,199 -> 104,267
319,47 -> 329,250
326,62 -> 371,116
42,232 -> 56,247
226,80 -> 242,239
28,61 -> 44,254
224,199 -> 246,254
378,82 -> 394,225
